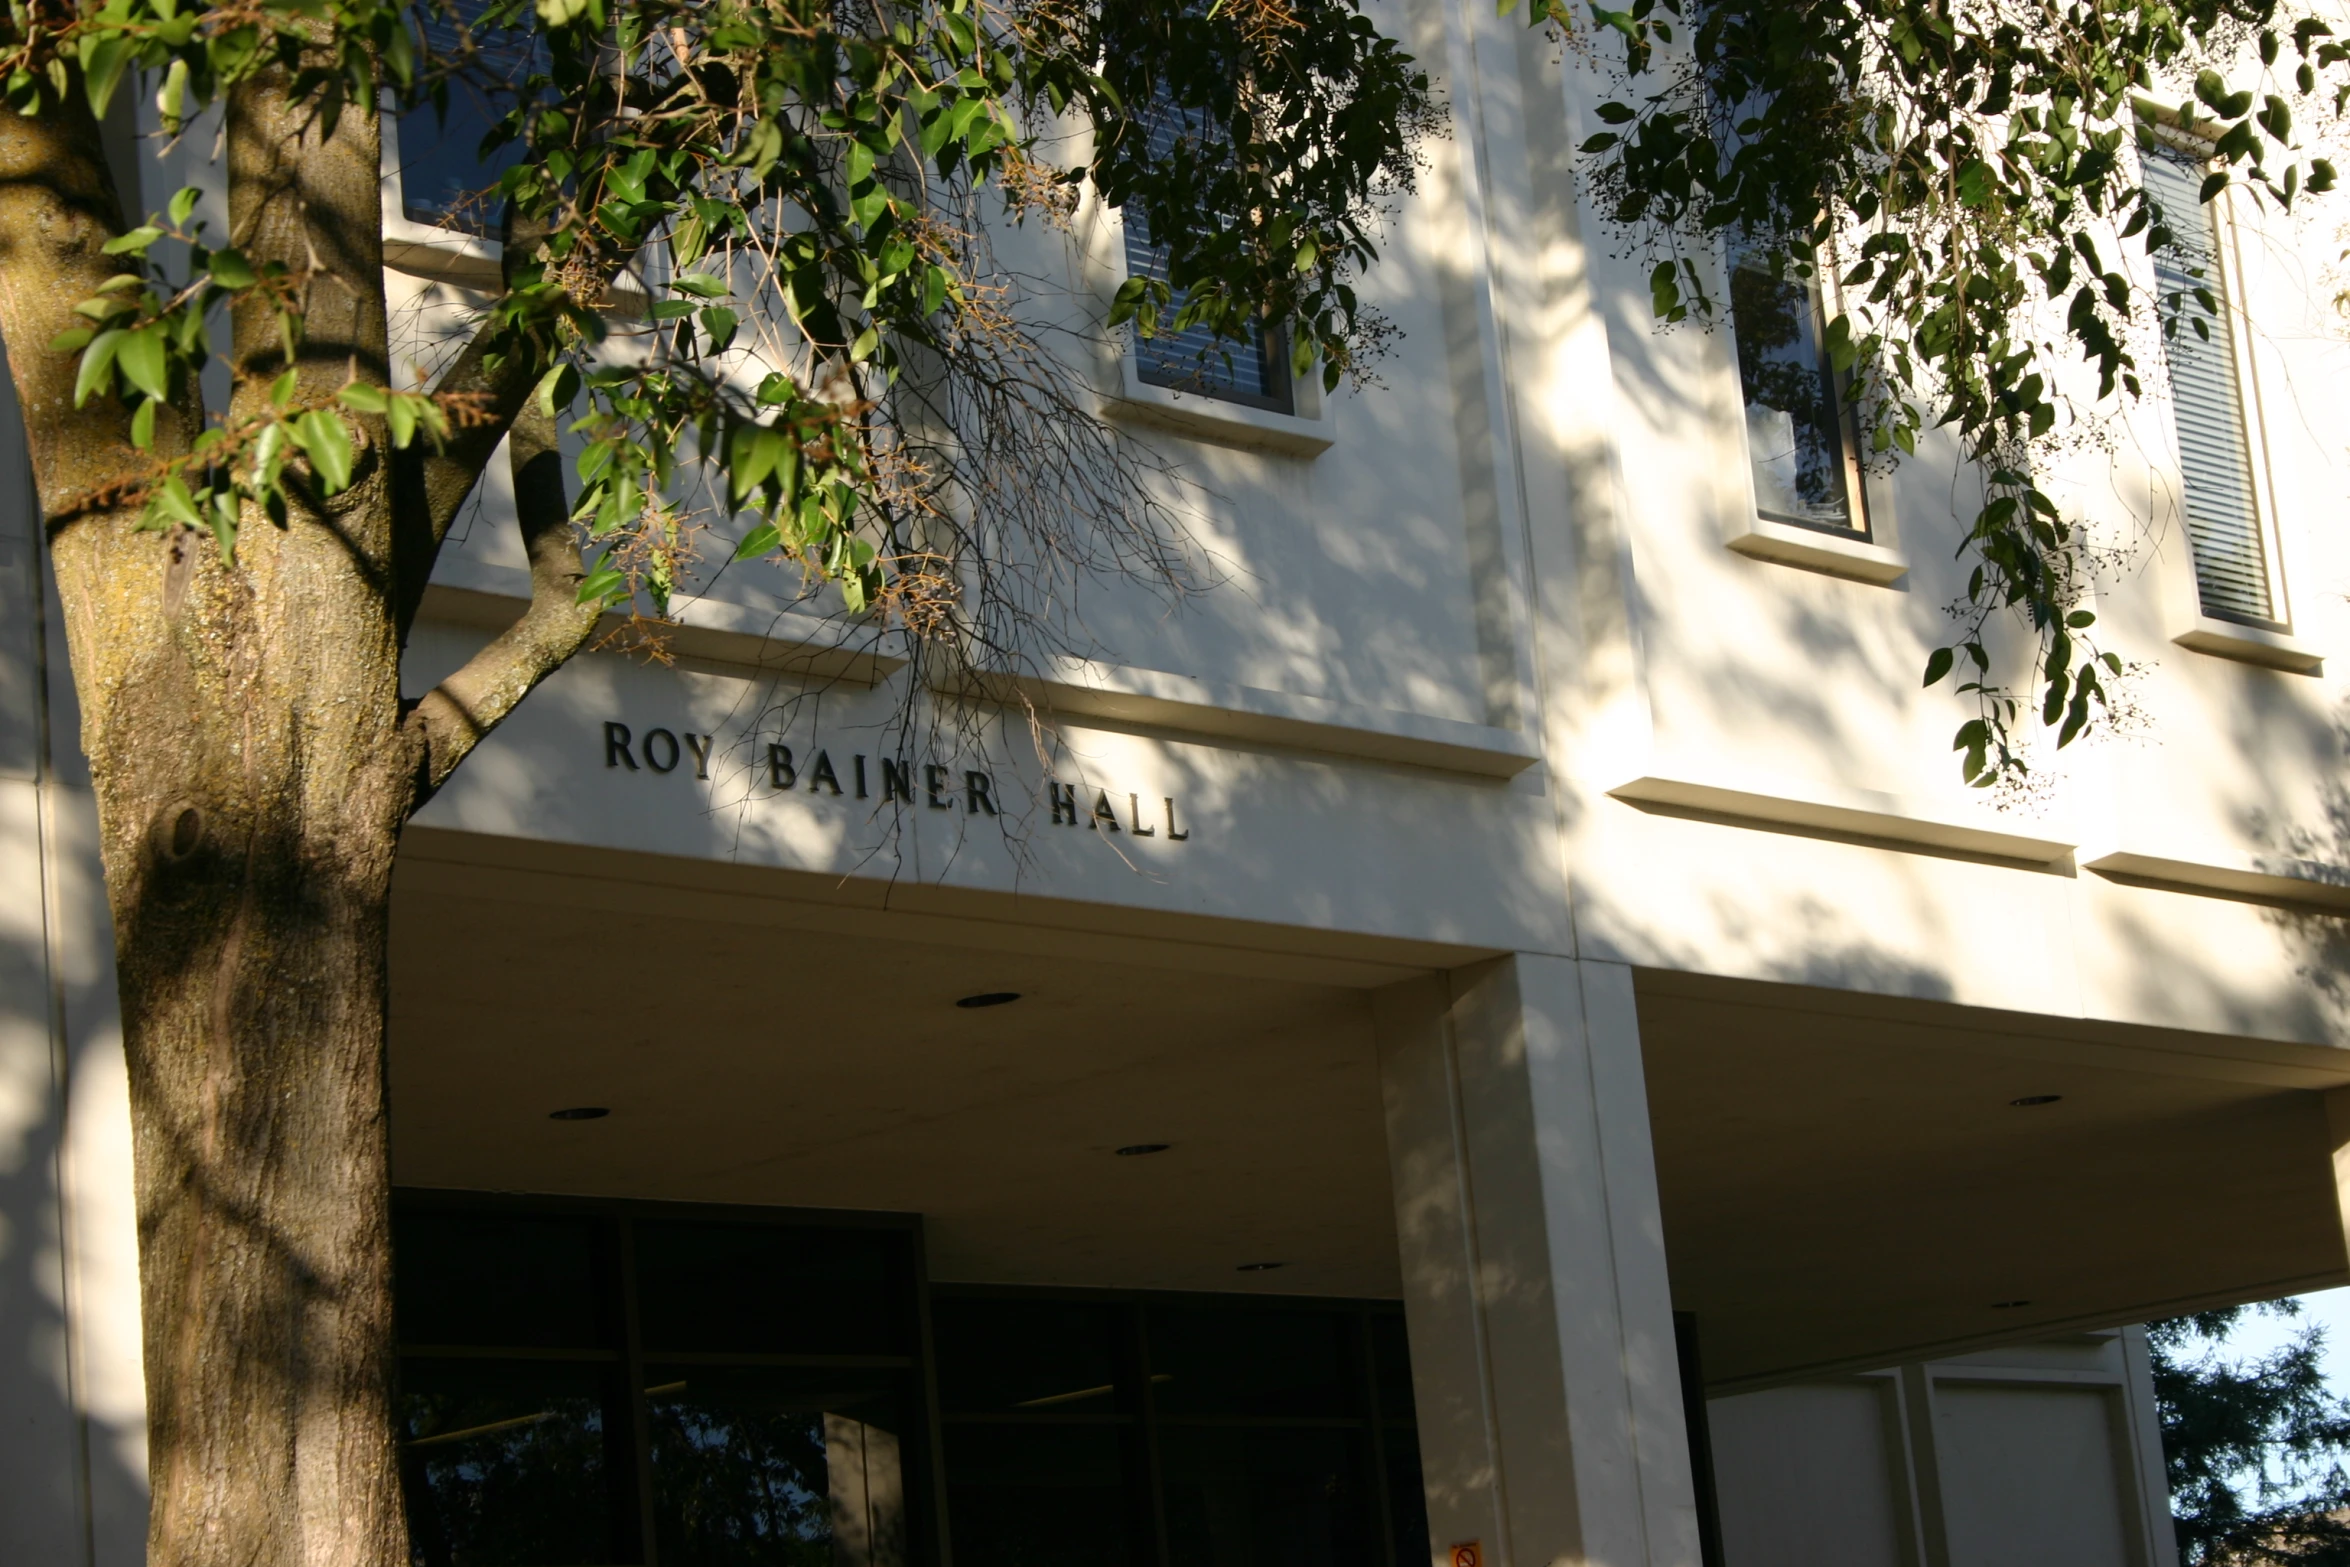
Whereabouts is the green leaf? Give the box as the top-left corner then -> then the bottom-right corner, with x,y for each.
293,409 -> 354,493
1923,646 -> 1955,687
731,522 -> 782,561
129,397 -> 156,450
116,328 -> 168,402
79,35 -> 131,120
48,327 -> 92,355
207,250 -> 257,289
728,421 -> 780,502
576,563 -> 626,604
336,382 -> 390,415
386,395 -> 416,448
1649,259 -> 1680,318
534,363 -> 581,418
72,330 -> 126,408
150,474 -> 205,530
167,186 -> 200,227
101,226 -> 163,256
670,272 -> 730,299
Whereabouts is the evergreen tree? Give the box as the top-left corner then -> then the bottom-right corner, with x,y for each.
2153,1303 -> 2350,1564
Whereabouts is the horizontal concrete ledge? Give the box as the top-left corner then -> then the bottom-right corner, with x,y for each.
1607,773 -> 2076,868
417,562 -> 902,687
1100,390 -> 1336,456
2086,850 -> 2350,914
1726,518 -> 1911,585
2171,617 -> 2326,674
956,658 -> 1540,779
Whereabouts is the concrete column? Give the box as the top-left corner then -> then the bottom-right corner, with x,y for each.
1374,954 -> 1699,1567
0,342 -> 146,1564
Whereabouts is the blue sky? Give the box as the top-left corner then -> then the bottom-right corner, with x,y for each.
2191,1288 -> 2350,1390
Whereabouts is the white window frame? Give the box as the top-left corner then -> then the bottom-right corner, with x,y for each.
380,111 -> 507,287
1093,189 -> 1333,458
2141,128 -> 2320,672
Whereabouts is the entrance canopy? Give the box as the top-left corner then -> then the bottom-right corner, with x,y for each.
390,828 -> 2350,1389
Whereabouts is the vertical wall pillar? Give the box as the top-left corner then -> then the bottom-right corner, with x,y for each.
1375,955 -> 1699,1567
0,336 -> 146,1566
0,349 -> 84,1565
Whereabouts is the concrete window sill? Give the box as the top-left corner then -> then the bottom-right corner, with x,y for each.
1727,516 -> 1910,585
2171,615 -> 2323,674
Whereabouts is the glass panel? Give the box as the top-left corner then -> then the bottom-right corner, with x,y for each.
1159,1426 -> 1375,1567
1148,1307 -> 1358,1419
393,1209 -> 612,1350
634,1222 -> 910,1356
397,0 -> 546,234
1728,247 -> 1861,533
933,1297 -> 1128,1414
646,1365 -> 910,1567
943,1423 -> 1142,1567
398,1357 -> 629,1566
1383,1427 -> 1430,1567
1368,1315 -> 1414,1422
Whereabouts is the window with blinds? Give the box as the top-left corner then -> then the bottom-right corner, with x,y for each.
2144,148 -> 2277,626
1119,101 -> 1294,415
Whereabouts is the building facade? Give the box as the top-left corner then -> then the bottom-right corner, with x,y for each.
7,2 -> 2350,1563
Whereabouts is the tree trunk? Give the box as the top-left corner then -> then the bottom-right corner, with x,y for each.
0,58 -> 415,1567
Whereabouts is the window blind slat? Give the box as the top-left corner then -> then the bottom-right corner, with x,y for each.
2144,151 -> 2274,624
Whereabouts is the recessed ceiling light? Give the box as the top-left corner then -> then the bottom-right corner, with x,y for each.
549,1106 -> 610,1121
956,992 -> 1022,1009
1116,1144 -> 1171,1157
1236,1261 -> 1285,1272
2009,1095 -> 2063,1107
1990,1299 -> 2032,1309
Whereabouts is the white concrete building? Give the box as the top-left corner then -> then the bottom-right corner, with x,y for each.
7,3 -> 2350,1563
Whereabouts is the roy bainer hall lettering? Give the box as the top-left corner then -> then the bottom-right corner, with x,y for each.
8,4 -> 2350,1567
596,719 -> 1195,840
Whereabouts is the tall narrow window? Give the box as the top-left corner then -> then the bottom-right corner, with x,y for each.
1727,239 -> 1868,535
2144,147 -> 2277,626
1119,103 -> 1294,415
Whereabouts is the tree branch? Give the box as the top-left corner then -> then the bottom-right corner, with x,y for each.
402,396 -> 599,802
388,199 -> 637,643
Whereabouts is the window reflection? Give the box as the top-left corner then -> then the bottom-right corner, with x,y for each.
1158,1427 -> 1375,1567
1728,245 -> 1865,535
647,1369 -> 907,1567
390,1199 -> 1433,1567
942,1424 -> 1141,1567
933,1293 -> 1421,1567
398,1359 -> 628,1566
393,1198 -> 929,1567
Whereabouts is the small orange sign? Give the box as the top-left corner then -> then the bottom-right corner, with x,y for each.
1450,1543 -> 1481,1567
